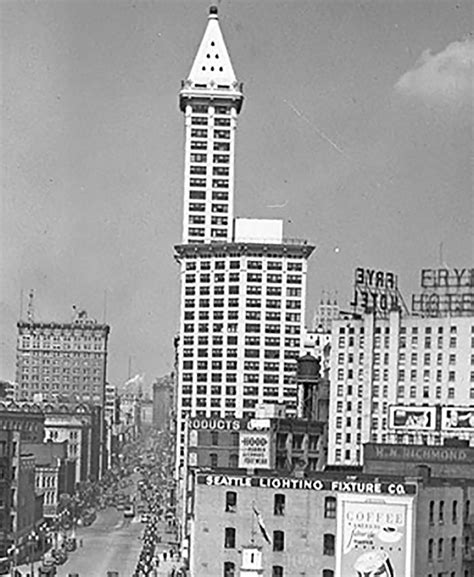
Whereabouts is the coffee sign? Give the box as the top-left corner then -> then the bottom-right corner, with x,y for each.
335,494 -> 415,577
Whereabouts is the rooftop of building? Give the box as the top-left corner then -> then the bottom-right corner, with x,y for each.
22,440 -> 68,466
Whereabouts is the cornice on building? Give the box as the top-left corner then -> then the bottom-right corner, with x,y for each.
174,240 -> 315,260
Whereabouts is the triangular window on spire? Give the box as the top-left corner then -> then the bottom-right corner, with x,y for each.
187,9 -> 237,86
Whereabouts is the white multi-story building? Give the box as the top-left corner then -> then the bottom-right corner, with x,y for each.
174,7 -> 314,474
328,309 -> 474,466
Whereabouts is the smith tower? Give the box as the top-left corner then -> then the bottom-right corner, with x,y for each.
174,7 -> 314,477
179,5 -> 243,244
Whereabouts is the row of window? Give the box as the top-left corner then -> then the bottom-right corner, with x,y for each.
185,287 -> 301,299
185,273 -> 302,285
182,335 -> 298,346
427,536 -> 469,561
223,566 -> 333,577
190,105 -> 231,114
190,153 -> 229,163
189,191 -> 229,201
222,526 -> 335,554
184,300 -> 302,312
186,260 -> 302,271
336,333 -> 473,350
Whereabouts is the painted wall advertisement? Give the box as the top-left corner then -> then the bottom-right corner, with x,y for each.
441,407 -> 474,431
335,493 -> 415,577
388,405 -> 436,431
238,431 -> 271,469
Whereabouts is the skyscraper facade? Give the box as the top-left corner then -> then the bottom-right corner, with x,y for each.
16,311 -> 110,407
327,307 -> 474,466
174,7 -> 314,475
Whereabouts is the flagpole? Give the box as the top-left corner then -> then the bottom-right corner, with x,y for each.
250,499 -> 256,545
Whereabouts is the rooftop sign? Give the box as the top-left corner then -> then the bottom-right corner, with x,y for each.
411,267 -> 474,317
197,473 -> 416,495
349,268 -> 403,318
365,443 -> 474,464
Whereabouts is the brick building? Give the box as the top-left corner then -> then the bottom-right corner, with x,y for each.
187,467 -> 473,577
16,310 -> 110,406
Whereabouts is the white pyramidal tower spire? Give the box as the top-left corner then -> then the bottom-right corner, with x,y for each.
179,5 -> 244,244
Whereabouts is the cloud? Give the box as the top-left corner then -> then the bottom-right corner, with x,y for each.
395,39 -> 473,106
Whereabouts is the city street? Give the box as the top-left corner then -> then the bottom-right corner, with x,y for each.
55,508 -> 142,577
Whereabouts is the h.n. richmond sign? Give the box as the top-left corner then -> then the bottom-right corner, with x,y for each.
365,443 -> 474,464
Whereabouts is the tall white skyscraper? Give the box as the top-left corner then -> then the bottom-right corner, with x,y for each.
179,5 -> 243,245
174,7 -> 315,475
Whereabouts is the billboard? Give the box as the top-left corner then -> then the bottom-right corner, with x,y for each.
441,407 -> 474,431
335,493 -> 415,577
388,405 -> 436,431
238,431 -> 271,469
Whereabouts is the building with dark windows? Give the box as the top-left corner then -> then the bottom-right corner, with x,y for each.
174,6 -> 315,487
0,430 -> 44,566
326,266 -> 474,467
16,308 -> 110,407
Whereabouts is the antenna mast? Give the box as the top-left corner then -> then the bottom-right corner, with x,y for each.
26,290 -> 35,323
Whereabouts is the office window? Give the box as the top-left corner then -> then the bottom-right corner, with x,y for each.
274,494 -> 285,516
225,491 -> 237,513
451,536 -> 457,558
428,538 -> 433,561
229,454 -> 239,468
323,534 -> 335,556
224,527 -> 236,549
438,538 -> 444,559
453,500 -> 458,524
439,500 -> 445,523
273,531 -> 284,552
429,501 -> 435,525
272,567 -> 283,577
324,497 -> 336,519
210,453 -> 218,467
223,562 -> 235,577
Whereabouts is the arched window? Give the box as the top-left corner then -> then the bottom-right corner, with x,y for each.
273,530 -> 285,552
223,561 -> 235,577
451,536 -> 457,558
452,500 -> 458,524
428,500 -> 435,525
323,534 -> 335,556
437,537 -> 444,559
322,571 -> 334,577
324,497 -> 336,519
224,527 -> 236,549
428,538 -> 434,561
439,500 -> 445,523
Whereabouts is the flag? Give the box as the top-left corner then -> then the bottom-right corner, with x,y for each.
253,505 -> 271,545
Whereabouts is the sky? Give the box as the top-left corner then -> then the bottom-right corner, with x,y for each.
1,0 -> 472,388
